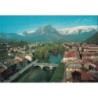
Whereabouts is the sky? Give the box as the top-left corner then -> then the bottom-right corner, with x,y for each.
0,16 -> 97,33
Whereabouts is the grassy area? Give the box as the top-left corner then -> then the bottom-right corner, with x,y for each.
50,62 -> 65,82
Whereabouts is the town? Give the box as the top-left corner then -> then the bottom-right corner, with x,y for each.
62,42 -> 98,82
0,40 -> 98,82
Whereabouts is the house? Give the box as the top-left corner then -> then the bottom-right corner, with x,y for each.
94,61 -> 98,71
14,55 -> 25,62
65,60 -> 82,82
25,55 -> 32,62
84,47 -> 98,52
82,59 -> 96,70
0,59 -> 23,81
80,70 -> 95,81
81,52 -> 98,60
62,50 -> 78,63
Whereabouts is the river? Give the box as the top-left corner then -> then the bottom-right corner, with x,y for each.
14,67 -> 55,82
14,53 -> 61,82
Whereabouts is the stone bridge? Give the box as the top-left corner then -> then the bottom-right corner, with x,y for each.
33,63 -> 58,70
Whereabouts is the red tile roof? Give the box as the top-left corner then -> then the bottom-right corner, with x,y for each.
94,61 -> 98,66
64,50 -> 78,58
95,66 -> 98,71
66,70 -> 95,82
18,55 -> 25,60
80,71 -> 94,81
82,59 -> 93,65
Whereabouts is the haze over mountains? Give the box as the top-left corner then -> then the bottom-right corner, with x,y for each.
0,25 -> 97,42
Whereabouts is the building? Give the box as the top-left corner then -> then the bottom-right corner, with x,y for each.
84,47 -> 98,52
62,50 -> 79,63
81,52 -> 98,60
65,60 -> 82,82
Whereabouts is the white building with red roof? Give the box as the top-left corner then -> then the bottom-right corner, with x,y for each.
62,50 -> 79,63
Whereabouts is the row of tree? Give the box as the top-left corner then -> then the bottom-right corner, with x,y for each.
50,62 -> 65,82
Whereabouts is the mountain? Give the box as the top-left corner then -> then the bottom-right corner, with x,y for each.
29,25 -> 62,42
0,25 -> 97,42
0,32 -> 23,41
86,32 -> 98,44
59,25 -> 97,41
17,25 -> 62,42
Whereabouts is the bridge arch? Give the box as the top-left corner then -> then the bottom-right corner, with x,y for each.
52,66 -> 57,70
34,65 -> 41,69
43,66 -> 50,70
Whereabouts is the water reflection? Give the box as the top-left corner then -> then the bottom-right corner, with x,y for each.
15,67 -> 55,82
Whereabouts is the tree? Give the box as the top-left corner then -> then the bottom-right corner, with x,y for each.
50,62 -> 65,82
34,46 -> 49,62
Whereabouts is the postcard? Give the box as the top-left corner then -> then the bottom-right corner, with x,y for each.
0,15 -> 98,82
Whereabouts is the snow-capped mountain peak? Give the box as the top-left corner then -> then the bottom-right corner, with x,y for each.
58,25 -> 97,35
